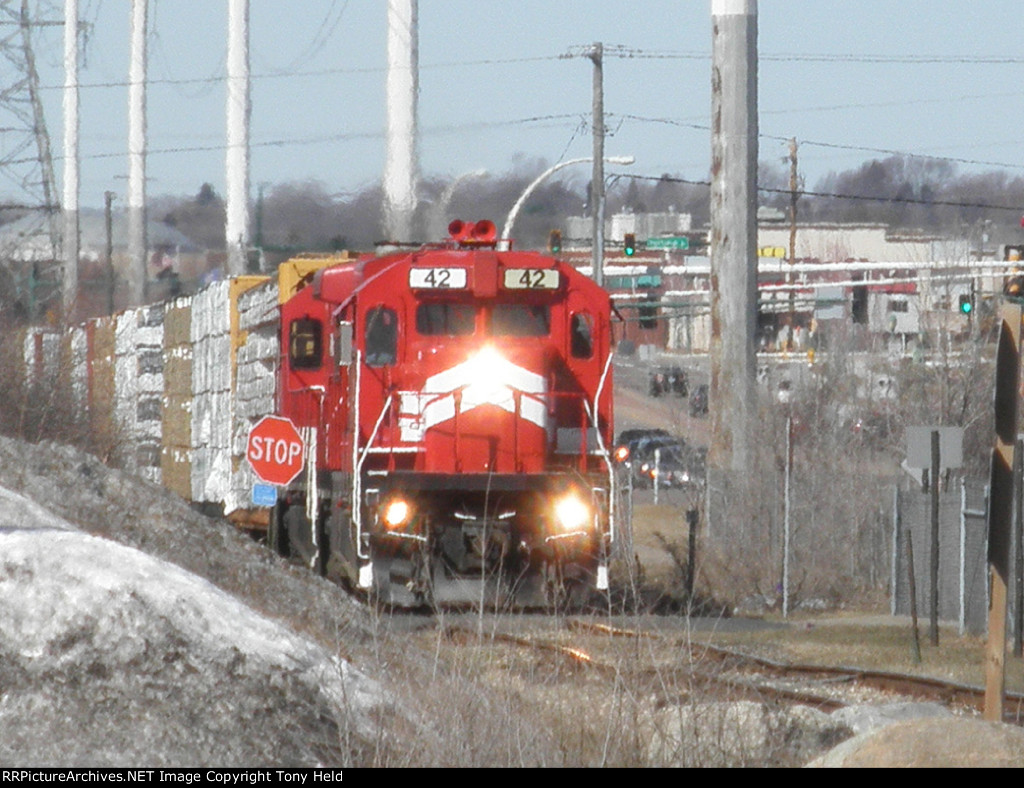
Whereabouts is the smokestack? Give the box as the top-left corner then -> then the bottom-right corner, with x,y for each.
226,0 -> 250,275
127,0 -> 147,305
384,0 -> 419,242
63,0 -> 79,317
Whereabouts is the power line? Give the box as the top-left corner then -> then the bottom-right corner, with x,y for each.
32,54 -> 567,93
283,0 -> 351,70
562,47 -> 1024,66
619,172 -> 1024,214
612,112 -> 1024,173
49,113 -> 585,165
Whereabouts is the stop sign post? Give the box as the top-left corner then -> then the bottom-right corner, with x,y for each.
247,416 -> 305,486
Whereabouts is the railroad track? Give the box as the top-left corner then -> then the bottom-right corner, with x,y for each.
437,617 -> 1024,723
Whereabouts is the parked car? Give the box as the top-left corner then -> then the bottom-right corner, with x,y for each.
626,435 -> 706,489
613,428 -> 671,464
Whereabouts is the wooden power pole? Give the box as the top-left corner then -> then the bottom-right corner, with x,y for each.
709,0 -> 759,472
985,301 -> 1023,721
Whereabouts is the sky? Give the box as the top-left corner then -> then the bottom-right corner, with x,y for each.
15,0 -> 1024,210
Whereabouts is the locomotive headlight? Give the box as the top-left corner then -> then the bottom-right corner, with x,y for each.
465,347 -> 506,391
554,494 -> 591,532
382,498 -> 413,529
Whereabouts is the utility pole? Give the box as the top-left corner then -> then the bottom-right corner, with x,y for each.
104,190 -> 115,314
929,429 -> 941,646
127,0 -> 147,306
985,302 -> 1022,721
62,0 -> 79,319
225,0 -> 250,275
787,137 -> 798,347
590,42 -> 605,288
709,0 -> 759,473
383,0 -> 419,242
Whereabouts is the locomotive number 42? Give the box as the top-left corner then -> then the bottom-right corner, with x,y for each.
409,267 -> 468,289
504,269 -> 559,290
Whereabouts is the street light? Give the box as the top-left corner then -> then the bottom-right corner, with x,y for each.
500,156 -> 635,250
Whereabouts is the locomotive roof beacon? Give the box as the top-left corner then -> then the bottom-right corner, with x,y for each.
271,219 -> 618,607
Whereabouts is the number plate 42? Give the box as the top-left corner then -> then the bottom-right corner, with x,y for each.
504,269 -> 560,290
409,268 -> 468,289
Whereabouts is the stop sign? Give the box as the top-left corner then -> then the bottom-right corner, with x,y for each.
247,416 -> 305,486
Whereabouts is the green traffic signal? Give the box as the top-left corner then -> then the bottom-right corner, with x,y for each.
959,294 -> 973,314
624,233 -> 636,256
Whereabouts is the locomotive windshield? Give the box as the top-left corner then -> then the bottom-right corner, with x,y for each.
489,304 -> 550,337
416,302 -> 475,336
364,306 -> 398,366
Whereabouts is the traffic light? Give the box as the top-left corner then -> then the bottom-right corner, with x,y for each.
958,293 -> 973,315
548,229 -> 562,254
624,233 -> 636,257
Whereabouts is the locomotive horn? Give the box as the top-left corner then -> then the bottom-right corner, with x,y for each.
470,220 -> 497,243
448,219 -> 473,242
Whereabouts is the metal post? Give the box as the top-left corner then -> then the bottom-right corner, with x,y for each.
1015,437 -> 1023,658
590,42 -> 605,288
907,529 -> 922,664
501,156 -> 633,248
930,429 -> 940,646
960,478 -> 967,636
686,508 -> 698,599
891,485 -> 900,617
783,414 -> 792,619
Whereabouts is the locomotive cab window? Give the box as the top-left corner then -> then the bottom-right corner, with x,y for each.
416,302 -> 475,336
571,312 -> 594,359
364,306 -> 398,367
289,317 -> 323,369
489,304 -> 550,337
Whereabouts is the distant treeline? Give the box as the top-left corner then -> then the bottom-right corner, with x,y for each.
149,154 -> 1024,254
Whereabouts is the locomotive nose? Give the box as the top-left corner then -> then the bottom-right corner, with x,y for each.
416,346 -> 550,475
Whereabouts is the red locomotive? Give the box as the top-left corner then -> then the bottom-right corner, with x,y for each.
273,220 -> 616,606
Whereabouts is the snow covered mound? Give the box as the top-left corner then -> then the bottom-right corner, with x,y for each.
0,485 -> 385,767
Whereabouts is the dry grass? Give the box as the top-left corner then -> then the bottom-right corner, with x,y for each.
624,497 -> 1024,699
702,614 -> 1024,694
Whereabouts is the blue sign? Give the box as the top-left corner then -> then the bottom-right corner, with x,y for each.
252,483 -> 278,507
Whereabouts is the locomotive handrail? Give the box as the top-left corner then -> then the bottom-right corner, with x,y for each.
328,258 -> 407,324
352,350 -> 369,564
582,398 -> 616,550
305,386 -> 325,574
593,350 -> 616,547
357,393 -> 395,484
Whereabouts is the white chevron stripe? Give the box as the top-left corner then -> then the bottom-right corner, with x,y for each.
397,349 -> 548,442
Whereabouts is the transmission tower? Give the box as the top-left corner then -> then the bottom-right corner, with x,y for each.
0,0 -> 61,320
